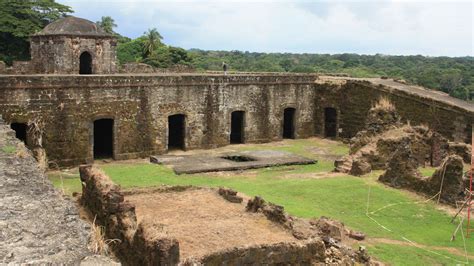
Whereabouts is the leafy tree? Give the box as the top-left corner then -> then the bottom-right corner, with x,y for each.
279,58 -> 294,72
141,46 -> 192,68
142,28 -> 163,58
142,46 -> 172,68
116,38 -> 143,64
168,46 -> 192,65
96,16 -> 117,34
186,49 -> 473,101
290,65 -> 314,73
438,69 -> 462,94
0,0 -> 72,64
450,86 -> 469,100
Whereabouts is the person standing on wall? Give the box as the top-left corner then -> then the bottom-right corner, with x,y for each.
222,62 -> 228,75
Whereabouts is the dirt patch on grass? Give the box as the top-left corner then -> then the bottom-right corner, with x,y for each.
125,188 -> 300,260
282,171 -> 347,179
366,237 -> 473,260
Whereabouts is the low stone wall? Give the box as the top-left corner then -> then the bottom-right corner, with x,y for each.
80,169 -> 372,265
79,165 -> 180,265
119,62 -> 155,73
184,240 -> 325,265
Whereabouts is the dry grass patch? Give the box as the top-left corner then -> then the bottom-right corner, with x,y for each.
372,97 -> 395,111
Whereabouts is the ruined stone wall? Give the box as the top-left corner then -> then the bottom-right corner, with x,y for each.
0,74 -> 472,167
185,240 -> 325,265
30,35 -> 117,74
316,80 -> 473,143
79,165 -> 180,265
79,170 -> 362,265
0,74 -> 318,166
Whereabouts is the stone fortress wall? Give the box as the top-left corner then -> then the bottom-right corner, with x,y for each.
0,73 -> 472,167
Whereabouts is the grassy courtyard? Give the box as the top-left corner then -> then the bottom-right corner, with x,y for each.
48,138 -> 472,265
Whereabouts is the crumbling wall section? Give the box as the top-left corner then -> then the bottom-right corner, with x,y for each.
184,240 -> 326,265
379,150 -> 467,205
79,165 -> 180,265
337,80 -> 473,143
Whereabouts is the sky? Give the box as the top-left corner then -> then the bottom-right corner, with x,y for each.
59,0 -> 473,56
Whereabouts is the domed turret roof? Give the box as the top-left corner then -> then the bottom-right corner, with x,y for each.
34,16 -> 112,37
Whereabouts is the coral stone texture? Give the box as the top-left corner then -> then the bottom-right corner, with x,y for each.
30,16 -> 117,74
0,74 -> 472,167
0,118 -> 96,264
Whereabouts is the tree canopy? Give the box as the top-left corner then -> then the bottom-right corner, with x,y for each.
187,50 -> 473,101
0,0 -> 72,64
96,16 -> 117,35
142,28 -> 163,59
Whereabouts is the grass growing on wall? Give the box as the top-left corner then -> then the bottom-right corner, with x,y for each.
1,145 -> 16,154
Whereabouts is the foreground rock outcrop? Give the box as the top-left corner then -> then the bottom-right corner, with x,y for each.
0,118 -> 100,264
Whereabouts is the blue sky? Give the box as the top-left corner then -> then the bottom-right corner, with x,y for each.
59,0 -> 473,56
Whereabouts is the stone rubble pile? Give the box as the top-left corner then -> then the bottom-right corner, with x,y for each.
245,195 -> 373,265
336,99 -> 470,177
334,99 -> 471,205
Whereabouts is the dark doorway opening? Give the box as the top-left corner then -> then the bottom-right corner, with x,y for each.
93,119 -> 114,159
79,51 -> 92,74
11,123 -> 27,143
324,107 -> 337,138
168,114 -> 185,150
283,108 -> 296,139
230,111 -> 245,144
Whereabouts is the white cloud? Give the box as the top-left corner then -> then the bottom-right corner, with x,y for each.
61,0 -> 473,56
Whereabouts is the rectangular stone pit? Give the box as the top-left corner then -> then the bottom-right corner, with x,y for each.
79,165 -> 325,265
125,187 -> 323,263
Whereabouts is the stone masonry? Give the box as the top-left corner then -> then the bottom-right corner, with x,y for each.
0,74 -> 472,167
0,117 -> 101,264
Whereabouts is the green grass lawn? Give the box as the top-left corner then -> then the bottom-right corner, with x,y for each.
419,166 -> 438,177
48,138 -> 473,265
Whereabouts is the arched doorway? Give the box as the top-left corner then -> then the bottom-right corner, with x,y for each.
324,107 -> 338,138
93,119 -> 114,159
79,51 -> 92,74
283,108 -> 296,139
10,123 -> 27,144
230,111 -> 245,144
168,114 -> 186,150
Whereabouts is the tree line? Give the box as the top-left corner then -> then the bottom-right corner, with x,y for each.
0,0 -> 472,101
